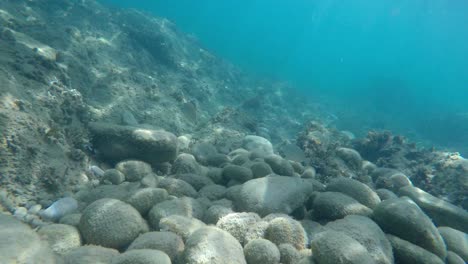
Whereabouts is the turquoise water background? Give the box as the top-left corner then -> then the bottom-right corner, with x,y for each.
100,0 -> 468,152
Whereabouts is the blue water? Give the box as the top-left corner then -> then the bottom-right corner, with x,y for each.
100,0 -> 468,152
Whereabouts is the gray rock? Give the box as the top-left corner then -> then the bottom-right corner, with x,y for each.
223,165 -> 254,183
184,226 -> 247,264
128,231 -> 184,262
0,214 -> 56,264
399,186 -> 468,233
159,215 -> 206,241
216,212 -> 261,245
325,215 -> 393,264
243,135 -> 274,157
372,197 -> 447,258
78,198 -> 146,249
375,188 -> 398,201
326,178 -> 381,209
311,230 -> 375,264
278,243 -> 306,264
147,197 -> 205,229
243,220 -> 270,244
37,224 -> 82,255
170,173 -> 214,191
336,147 -> 362,169
126,188 -> 169,215
59,213 -> 81,226
158,177 -> 198,198
204,205 -> 234,224
171,153 -> 202,175
264,155 -> 295,176
192,142 -> 218,164
63,245 -> 119,264
312,192 -> 373,220
301,167 -> 316,179
244,239 -> 280,264
199,184 -> 226,200
265,217 -> 308,250
438,226 -> 468,261
121,110 -> 138,126
233,175 -> 314,217
249,161 -> 273,178
112,249 -> 171,264
446,251 -> 466,264
116,160 -> 153,182
89,122 -> 178,164
102,169 -> 125,185
386,234 -> 444,264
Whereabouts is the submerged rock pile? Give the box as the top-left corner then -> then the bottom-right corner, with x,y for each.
2,133 -> 467,264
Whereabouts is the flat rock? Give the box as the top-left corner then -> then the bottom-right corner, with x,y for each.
89,122 -> 178,164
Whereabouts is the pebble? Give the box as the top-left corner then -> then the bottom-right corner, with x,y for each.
14,207 -> 28,220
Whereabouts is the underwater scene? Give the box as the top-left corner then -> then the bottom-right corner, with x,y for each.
0,0 -> 467,263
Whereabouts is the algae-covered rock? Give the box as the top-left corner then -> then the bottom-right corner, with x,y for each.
126,188 -> 169,215
438,226 -> 468,262
325,177 -> 381,209
184,226 -> 247,264
399,186 -> 468,233
386,234 -> 444,264
216,212 -> 261,245
233,175 -> 313,217
312,192 -> 373,220
147,197 -> 205,229
159,215 -> 206,241
265,216 -> 308,250
171,153 -> 202,175
311,230 -> 375,264
78,198 -> 146,249
244,239 -> 280,264
264,155 -> 295,176
115,160 -> 153,182
223,165 -> 254,183
243,135 -> 274,157
128,231 -> 184,262
157,177 -> 198,198
373,197 -> 447,258
112,249 -> 171,264
62,245 -> 119,264
89,122 -> 178,164
325,215 -> 393,264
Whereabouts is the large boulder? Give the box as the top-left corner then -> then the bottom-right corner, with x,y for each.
184,226 -> 247,264
233,175 -> 314,217
147,197 -> 205,229
243,135 -> 274,157
399,186 -> 468,233
312,192 -> 373,220
438,227 -> 468,262
387,234 -> 444,264
78,198 -> 146,249
325,215 -> 393,264
88,122 -> 178,164
62,245 -> 119,264
372,197 -> 447,258
325,178 -> 381,209
128,231 -> 184,262
311,230 -> 375,264
112,249 -> 171,264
